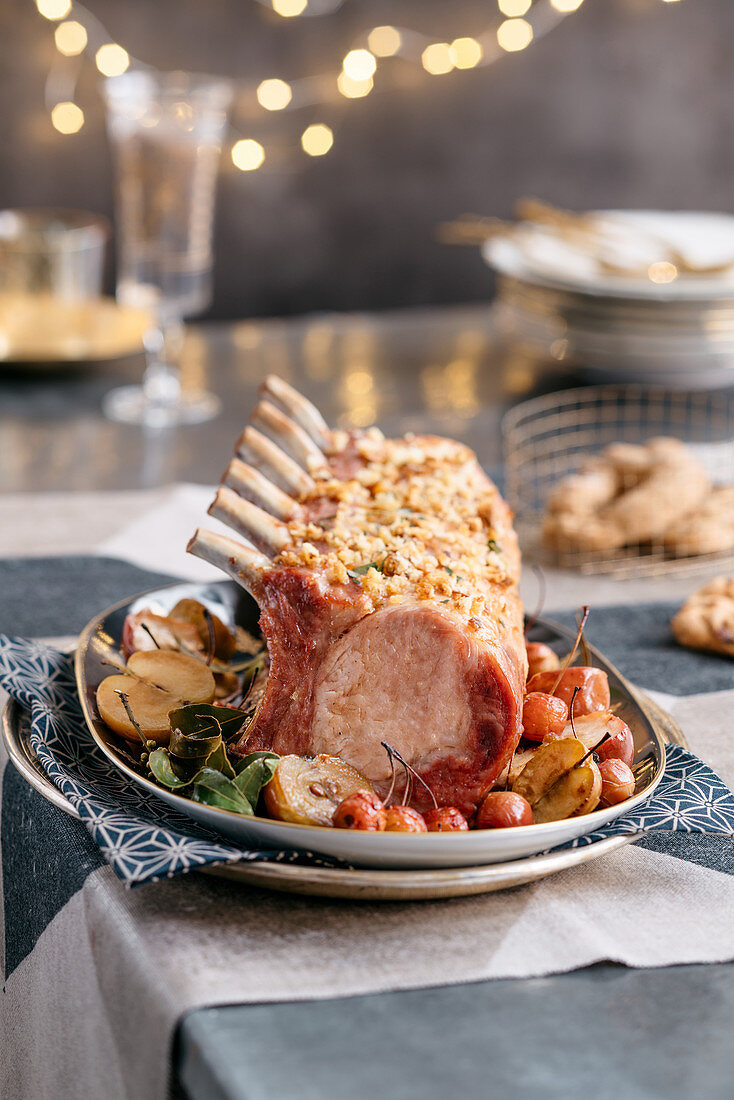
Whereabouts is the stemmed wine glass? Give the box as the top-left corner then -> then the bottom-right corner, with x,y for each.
103,70 -> 232,427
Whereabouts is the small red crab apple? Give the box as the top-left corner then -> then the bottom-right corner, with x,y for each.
385,806 -> 428,832
598,759 -> 635,806
522,691 -> 568,742
476,790 -> 533,829
525,641 -> 561,679
423,806 -> 469,832
333,790 -> 387,831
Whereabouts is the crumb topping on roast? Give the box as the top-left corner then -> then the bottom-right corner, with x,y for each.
275,429 -> 519,616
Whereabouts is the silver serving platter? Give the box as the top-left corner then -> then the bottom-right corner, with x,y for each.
2,688 -> 685,901
66,581 -> 682,874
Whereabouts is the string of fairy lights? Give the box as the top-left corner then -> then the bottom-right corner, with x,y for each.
34,0 -> 686,171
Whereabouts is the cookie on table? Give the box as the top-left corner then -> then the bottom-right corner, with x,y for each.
665,486 -> 734,558
671,577 -> 734,658
542,436 -> 710,553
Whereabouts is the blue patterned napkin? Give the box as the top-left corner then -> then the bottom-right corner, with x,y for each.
0,637 -> 341,886
1,636 -> 733,888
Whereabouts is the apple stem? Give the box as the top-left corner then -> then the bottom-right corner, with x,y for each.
550,605 -> 590,696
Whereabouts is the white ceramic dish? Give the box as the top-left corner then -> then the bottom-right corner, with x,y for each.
484,210 -> 734,301
3,695 -> 683,901
75,581 -> 668,871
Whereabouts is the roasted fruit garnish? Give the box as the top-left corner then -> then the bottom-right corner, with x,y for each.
424,806 -> 469,832
526,667 -> 610,718
385,806 -> 427,833
333,790 -> 387,831
264,754 -> 374,826
599,758 -> 636,806
522,691 -> 568,742
560,711 -> 634,766
525,641 -> 561,680
476,791 -> 533,829
512,738 -> 601,823
170,598 -> 236,659
96,651 -> 216,744
122,610 -> 204,658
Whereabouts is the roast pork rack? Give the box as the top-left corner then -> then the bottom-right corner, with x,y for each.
188,376 -> 526,815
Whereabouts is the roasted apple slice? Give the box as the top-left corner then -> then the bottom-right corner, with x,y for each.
122,610 -> 203,657
533,762 -> 598,824
97,675 -> 176,744
264,754 -> 374,826
512,738 -> 587,806
96,652 -> 216,744
512,738 -> 602,823
170,598 -> 236,659
560,711 -> 634,766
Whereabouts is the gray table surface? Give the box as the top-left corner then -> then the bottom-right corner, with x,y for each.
2,306 -> 732,1100
0,303 -> 578,493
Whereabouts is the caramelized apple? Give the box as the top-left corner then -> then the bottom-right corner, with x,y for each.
95,651 -> 216,745
96,675 -> 175,744
599,758 -> 636,806
122,610 -> 203,658
126,651 -> 216,702
476,791 -> 533,829
424,806 -> 469,832
333,790 -> 387,831
525,641 -> 561,679
526,667 -> 610,717
170,598 -> 236,659
384,806 -> 427,832
561,711 -> 634,766
533,762 -> 598,824
264,754 -> 374,826
512,738 -> 587,807
522,691 -> 568,742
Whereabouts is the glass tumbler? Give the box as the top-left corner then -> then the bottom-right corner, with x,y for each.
103,70 -> 232,427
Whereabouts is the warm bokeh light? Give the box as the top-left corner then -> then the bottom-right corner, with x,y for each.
421,43 -> 454,75
51,101 -> 84,134
497,18 -> 534,51
450,37 -> 483,69
550,0 -> 585,11
499,0 -> 531,15
231,138 -> 265,171
342,49 -> 377,81
54,19 -> 87,55
367,25 -> 402,57
337,72 -> 373,98
272,0 -> 308,15
36,0 -> 71,20
256,78 -> 293,111
301,123 -> 334,157
648,261 -> 678,284
95,44 -> 130,77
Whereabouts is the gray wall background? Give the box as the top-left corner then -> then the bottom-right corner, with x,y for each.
0,0 -> 731,318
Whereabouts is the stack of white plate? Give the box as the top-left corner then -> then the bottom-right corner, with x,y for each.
483,210 -> 734,389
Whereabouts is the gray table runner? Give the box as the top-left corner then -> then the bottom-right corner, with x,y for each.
2,555 -> 734,1100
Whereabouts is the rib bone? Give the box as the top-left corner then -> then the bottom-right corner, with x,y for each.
209,486 -> 290,554
236,426 -> 315,498
223,458 -> 300,521
186,527 -> 268,589
252,400 -> 328,473
261,374 -> 331,450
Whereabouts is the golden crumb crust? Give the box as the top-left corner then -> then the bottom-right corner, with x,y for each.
275,429 -> 521,624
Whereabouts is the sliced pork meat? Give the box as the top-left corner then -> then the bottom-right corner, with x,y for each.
189,375 -> 526,816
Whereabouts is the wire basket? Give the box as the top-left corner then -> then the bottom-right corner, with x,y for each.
502,385 -> 734,578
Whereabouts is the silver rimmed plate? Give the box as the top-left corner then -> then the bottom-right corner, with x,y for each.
71,581 -> 676,871
2,692 -> 684,900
